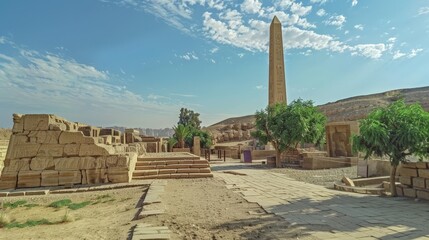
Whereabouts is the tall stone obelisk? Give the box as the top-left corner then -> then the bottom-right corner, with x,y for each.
268,16 -> 287,106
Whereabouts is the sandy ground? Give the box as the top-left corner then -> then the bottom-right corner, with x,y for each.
0,178 -> 318,240
143,178 -> 316,240
0,186 -> 148,240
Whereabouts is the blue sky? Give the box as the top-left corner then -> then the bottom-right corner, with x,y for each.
0,0 -> 428,128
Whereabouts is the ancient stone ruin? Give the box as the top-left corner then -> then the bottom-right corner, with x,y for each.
0,114 -> 213,190
0,114 -> 142,190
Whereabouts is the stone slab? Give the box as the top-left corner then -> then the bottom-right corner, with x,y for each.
17,170 -> 42,188
41,170 -> 59,186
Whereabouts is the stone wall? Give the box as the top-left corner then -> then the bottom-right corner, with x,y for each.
0,114 -> 138,190
302,156 -> 357,170
0,140 -> 9,174
397,162 -> 429,200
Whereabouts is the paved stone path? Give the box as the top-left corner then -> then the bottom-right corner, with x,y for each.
213,164 -> 429,240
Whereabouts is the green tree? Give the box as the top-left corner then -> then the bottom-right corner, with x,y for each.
172,124 -> 190,148
178,108 -> 202,130
185,128 -> 213,149
252,99 -> 326,168
352,100 -> 429,196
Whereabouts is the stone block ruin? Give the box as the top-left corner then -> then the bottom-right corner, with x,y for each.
0,114 -> 145,190
0,114 -> 213,190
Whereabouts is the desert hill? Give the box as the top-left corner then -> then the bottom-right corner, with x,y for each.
207,86 -> 429,143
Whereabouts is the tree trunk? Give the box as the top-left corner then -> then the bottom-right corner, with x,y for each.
390,164 -> 398,197
179,140 -> 185,148
276,150 -> 281,168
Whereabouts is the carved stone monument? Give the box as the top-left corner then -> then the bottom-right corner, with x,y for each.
269,16 -> 287,106
325,121 -> 359,157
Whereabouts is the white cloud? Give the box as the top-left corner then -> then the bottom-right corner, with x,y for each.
344,30 -> 349,35
103,0 -> 392,60
210,59 -> 216,63
256,85 -> 264,90
392,48 -> 423,60
408,48 -> 423,58
418,7 -> 429,16
352,0 -> 358,7
387,37 -> 396,43
240,0 -> 263,15
210,47 -> 219,53
179,52 -> 199,60
237,53 -> 245,58
324,15 -> 346,28
350,44 -> 386,59
0,39 -> 183,127
354,24 -> 364,30
310,0 -> 328,5
170,93 -> 196,98
316,9 -> 326,16
290,2 -> 312,16
393,50 -> 406,60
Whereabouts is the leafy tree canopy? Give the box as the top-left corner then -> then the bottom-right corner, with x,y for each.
172,108 -> 212,149
252,99 -> 326,167
178,108 -> 202,130
352,100 -> 429,196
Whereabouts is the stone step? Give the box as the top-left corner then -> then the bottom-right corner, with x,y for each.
133,168 -> 211,176
136,159 -> 209,166
137,156 -> 199,161
135,163 -> 209,169
132,173 -> 213,180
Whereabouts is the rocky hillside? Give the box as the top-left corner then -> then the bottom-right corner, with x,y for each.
207,86 -> 429,143
318,86 -> 429,122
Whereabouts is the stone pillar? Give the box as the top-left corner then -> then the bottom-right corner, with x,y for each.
193,136 -> 201,156
268,16 -> 287,106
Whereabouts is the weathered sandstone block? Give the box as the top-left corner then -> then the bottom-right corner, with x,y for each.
12,116 -> 24,134
41,170 -> 59,186
30,157 -> 55,170
401,162 -> 417,169
105,155 -> 119,167
413,177 -> 426,189
101,135 -> 112,145
54,157 -> 80,170
64,144 -> 81,156
5,158 -> 31,171
399,176 -> 412,186
37,144 -> 64,157
28,131 -> 61,144
107,168 -> 131,183
416,190 -> 429,200
418,169 -> 429,178
18,170 -> 42,188
84,169 -> 107,184
0,172 -> 18,189
58,170 -> 81,185
6,143 -> 40,159
403,187 -> 417,198
416,162 -> 428,169
59,131 -> 95,144
400,168 -> 418,177
79,156 -> 105,169
79,144 -> 110,156
23,114 -> 53,131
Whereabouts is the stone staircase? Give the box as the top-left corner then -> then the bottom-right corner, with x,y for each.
132,152 -> 213,180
